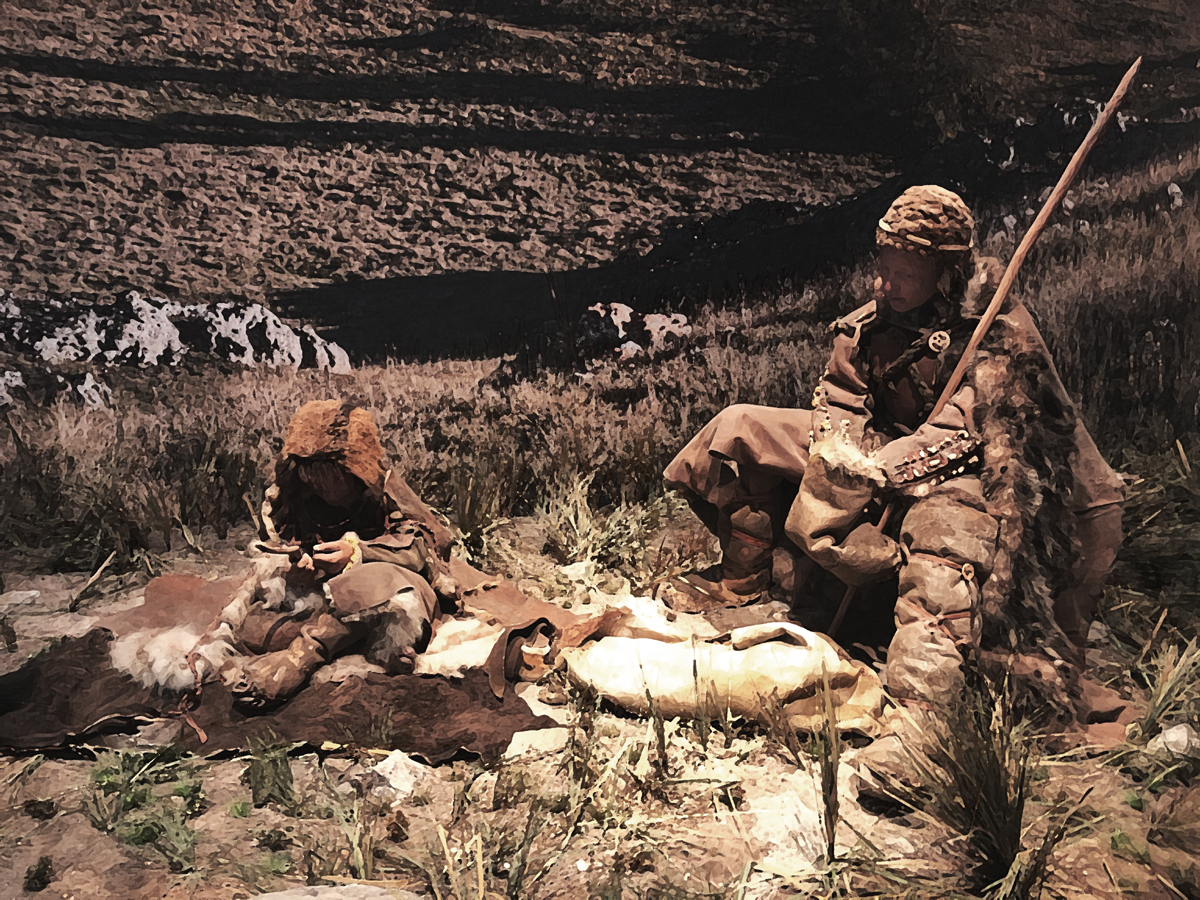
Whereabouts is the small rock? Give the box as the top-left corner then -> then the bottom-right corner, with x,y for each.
372,750 -> 429,801
1148,723 -> 1200,757
504,726 -> 570,759
0,590 -> 42,615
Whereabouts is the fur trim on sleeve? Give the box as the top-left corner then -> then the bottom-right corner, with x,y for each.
810,431 -> 887,487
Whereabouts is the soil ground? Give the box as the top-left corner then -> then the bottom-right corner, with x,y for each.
2,519 -> 1200,899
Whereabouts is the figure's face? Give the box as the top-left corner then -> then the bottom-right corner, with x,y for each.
297,460 -> 363,510
874,247 -> 940,314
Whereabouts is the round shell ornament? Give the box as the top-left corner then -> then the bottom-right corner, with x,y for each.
928,330 -> 952,353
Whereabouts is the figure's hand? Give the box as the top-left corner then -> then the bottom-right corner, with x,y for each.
312,539 -> 356,570
312,534 -> 364,574
786,450 -> 882,550
794,521 -> 900,586
296,552 -> 315,571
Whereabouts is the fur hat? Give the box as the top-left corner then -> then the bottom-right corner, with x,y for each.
877,185 -> 975,258
279,399 -> 388,494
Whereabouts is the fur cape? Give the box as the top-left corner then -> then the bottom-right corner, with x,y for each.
959,257 -> 1124,705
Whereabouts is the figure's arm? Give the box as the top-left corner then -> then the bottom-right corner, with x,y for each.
810,303 -> 875,446
383,469 -> 454,560
360,514 -> 460,601
785,301 -> 903,585
784,436 -> 901,586
871,384 -> 982,490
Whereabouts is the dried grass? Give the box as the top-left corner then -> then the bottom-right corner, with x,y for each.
0,143 -> 1196,607
881,671 -> 1035,893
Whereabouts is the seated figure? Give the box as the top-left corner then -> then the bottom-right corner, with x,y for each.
663,185 -> 1125,704
226,399 -> 458,709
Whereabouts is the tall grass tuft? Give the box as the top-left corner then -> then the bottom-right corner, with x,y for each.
817,667 -> 843,868
886,670 -> 1033,892
1130,638 -> 1200,743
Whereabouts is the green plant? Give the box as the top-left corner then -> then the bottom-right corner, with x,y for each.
505,799 -> 550,900
86,746 -> 189,832
264,852 -> 292,875
83,746 -> 204,872
334,794 -> 374,880
1109,829 -> 1151,865
172,779 -> 205,816
23,856 -> 53,892
242,739 -> 296,808
1109,439 -> 1200,622
756,688 -> 807,769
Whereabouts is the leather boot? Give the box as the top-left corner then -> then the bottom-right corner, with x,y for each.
663,496 -> 778,613
228,613 -> 362,711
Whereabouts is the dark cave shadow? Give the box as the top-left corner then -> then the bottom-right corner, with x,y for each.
334,15 -> 824,68
419,0 -> 825,38
1045,49 -> 1200,81
2,106 -> 880,158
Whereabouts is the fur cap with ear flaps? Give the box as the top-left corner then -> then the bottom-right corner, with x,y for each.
263,400 -> 392,545
278,399 -> 388,495
262,399 -> 454,557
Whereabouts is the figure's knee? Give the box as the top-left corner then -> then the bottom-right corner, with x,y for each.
664,405 -> 756,493
717,404 -> 761,431
899,486 -> 999,577
886,482 -> 1000,703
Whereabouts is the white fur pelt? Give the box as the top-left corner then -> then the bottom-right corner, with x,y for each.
810,430 -> 887,486
108,555 -> 288,693
110,625 -> 241,693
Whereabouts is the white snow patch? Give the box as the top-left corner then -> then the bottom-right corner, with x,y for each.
608,302 -> 634,337
643,312 -> 692,352
618,340 -> 643,360
74,372 -> 112,409
117,292 -> 184,365
35,310 -> 107,363
0,370 -> 25,406
11,291 -> 350,372
589,302 -> 635,337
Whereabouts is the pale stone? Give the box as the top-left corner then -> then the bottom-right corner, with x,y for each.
503,726 -> 570,759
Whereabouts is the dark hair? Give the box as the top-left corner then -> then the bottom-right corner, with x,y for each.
937,250 -> 975,304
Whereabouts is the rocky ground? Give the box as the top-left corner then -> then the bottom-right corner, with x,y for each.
0,0 -> 892,309
2,516 -> 1200,900
4,0 -> 1200,356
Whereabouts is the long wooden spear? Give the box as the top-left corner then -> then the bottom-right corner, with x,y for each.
827,56 -> 1142,640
